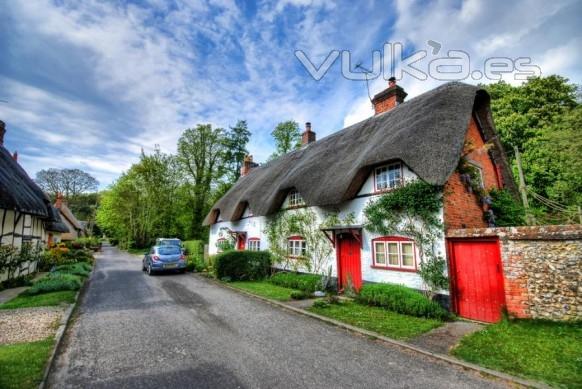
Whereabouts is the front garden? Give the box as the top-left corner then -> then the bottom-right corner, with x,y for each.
202,249 -> 581,387
0,238 -> 95,389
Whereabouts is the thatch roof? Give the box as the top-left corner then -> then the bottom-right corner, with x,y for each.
0,144 -> 50,217
204,82 -> 514,225
44,205 -> 70,233
57,201 -> 83,231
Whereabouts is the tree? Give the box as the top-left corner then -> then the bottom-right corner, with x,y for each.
36,168 -> 99,199
223,120 -> 251,181
177,124 -> 229,239
269,120 -> 301,159
483,76 -> 581,222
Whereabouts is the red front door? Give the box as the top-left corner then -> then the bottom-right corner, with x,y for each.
449,239 -> 505,323
237,235 -> 246,250
337,234 -> 362,291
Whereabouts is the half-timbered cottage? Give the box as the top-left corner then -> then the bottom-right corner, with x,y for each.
204,81 -> 514,304
0,120 -> 69,280
55,193 -> 84,241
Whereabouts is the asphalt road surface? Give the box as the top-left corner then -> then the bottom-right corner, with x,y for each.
48,244 -> 505,388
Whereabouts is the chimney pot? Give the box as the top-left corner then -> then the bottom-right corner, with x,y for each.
240,154 -> 256,177
0,120 -> 5,147
301,122 -> 316,145
371,78 -> 407,115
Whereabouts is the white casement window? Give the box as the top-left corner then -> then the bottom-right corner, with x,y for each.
247,239 -> 261,251
287,237 -> 307,257
375,163 -> 402,191
372,237 -> 416,271
288,190 -> 305,207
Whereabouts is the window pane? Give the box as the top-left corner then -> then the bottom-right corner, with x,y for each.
388,243 -> 399,265
374,242 -> 386,264
402,243 -> 414,267
376,167 -> 387,190
388,164 -> 401,188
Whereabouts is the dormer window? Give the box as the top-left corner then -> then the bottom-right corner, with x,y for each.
375,163 -> 402,192
288,190 -> 305,207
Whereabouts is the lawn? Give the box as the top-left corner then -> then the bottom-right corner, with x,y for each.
452,319 -> 582,387
309,301 -> 443,340
0,338 -> 54,389
127,247 -> 148,256
229,281 -> 299,301
0,291 -> 77,310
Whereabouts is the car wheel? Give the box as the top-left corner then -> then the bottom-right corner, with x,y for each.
147,265 -> 154,276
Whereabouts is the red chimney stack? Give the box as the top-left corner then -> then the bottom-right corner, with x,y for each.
371,77 -> 407,115
240,155 -> 258,177
301,122 -> 316,146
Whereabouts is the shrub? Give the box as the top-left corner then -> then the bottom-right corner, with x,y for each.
55,263 -> 92,278
290,291 -> 309,300
23,273 -> 82,295
269,272 -> 322,293
312,300 -> 330,309
356,283 -> 450,320
489,188 -> 525,227
183,240 -> 205,272
214,251 -> 272,281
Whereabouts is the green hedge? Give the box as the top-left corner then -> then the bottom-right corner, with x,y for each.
269,272 -> 322,293
54,263 -> 92,278
214,251 -> 272,281
356,283 -> 450,320
23,273 -> 82,296
183,240 -> 205,272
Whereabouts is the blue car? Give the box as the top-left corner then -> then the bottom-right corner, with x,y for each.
142,245 -> 186,275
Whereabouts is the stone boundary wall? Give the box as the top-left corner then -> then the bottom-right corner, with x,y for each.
447,225 -> 581,321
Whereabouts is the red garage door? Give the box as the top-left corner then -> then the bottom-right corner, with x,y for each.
448,239 -> 505,323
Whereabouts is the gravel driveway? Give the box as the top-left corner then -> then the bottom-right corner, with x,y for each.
0,307 -> 64,345
48,244 -> 505,388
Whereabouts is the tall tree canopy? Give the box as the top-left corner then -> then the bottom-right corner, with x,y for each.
269,120 -> 301,159
483,76 -> 581,222
36,168 -> 99,199
223,120 -> 251,181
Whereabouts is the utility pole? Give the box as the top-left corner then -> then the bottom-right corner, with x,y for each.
514,146 -> 534,225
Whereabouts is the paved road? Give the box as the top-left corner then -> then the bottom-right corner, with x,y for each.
48,245 -> 504,388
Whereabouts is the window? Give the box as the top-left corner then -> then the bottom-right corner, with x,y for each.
248,238 -> 261,251
288,190 -> 305,207
375,163 -> 402,191
467,161 -> 484,189
288,237 -> 306,257
372,237 -> 417,271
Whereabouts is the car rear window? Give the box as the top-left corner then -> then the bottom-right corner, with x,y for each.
158,247 -> 181,255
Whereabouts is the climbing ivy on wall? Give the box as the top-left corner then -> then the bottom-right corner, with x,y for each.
363,180 -> 448,296
265,209 -> 355,274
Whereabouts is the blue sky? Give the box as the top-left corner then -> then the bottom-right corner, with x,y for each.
0,0 -> 580,188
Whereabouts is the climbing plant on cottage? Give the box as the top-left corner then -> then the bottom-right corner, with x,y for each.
363,180 -> 448,296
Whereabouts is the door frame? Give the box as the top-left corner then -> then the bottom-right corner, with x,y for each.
446,237 -> 505,319
335,232 -> 362,291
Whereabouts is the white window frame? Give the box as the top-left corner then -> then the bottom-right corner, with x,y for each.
287,190 -> 305,207
467,161 -> 484,189
375,163 -> 402,192
372,238 -> 417,271
287,237 -> 307,257
247,238 -> 261,251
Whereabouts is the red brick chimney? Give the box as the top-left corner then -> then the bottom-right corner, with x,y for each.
371,77 -> 407,115
0,120 -> 6,147
55,192 -> 64,209
301,122 -> 316,146
240,155 -> 257,177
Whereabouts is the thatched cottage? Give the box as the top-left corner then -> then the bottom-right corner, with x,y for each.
54,193 -> 85,241
204,81 -> 514,316
0,120 -> 69,280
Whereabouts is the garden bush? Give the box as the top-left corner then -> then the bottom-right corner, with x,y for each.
183,240 -> 205,272
269,272 -> 322,293
23,273 -> 82,296
214,251 -> 272,281
290,291 -> 309,300
356,283 -> 450,320
54,263 -> 92,278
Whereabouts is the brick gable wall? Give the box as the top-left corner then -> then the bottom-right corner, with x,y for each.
443,116 -> 501,230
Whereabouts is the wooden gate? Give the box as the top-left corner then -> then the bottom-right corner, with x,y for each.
448,239 -> 505,323
337,234 -> 362,291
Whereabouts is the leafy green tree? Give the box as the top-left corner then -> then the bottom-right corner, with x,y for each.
483,76 -> 581,222
177,124 -> 229,239
269,120 -> 301,159
223,120 -> 251,180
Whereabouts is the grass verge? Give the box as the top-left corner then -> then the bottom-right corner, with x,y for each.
0,338 -> 54,389
127,247 -> 148,255
0,290 -> 77,310
229,281 -> 299,301
452,319 -> 582,387
309,301 -> 443,340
